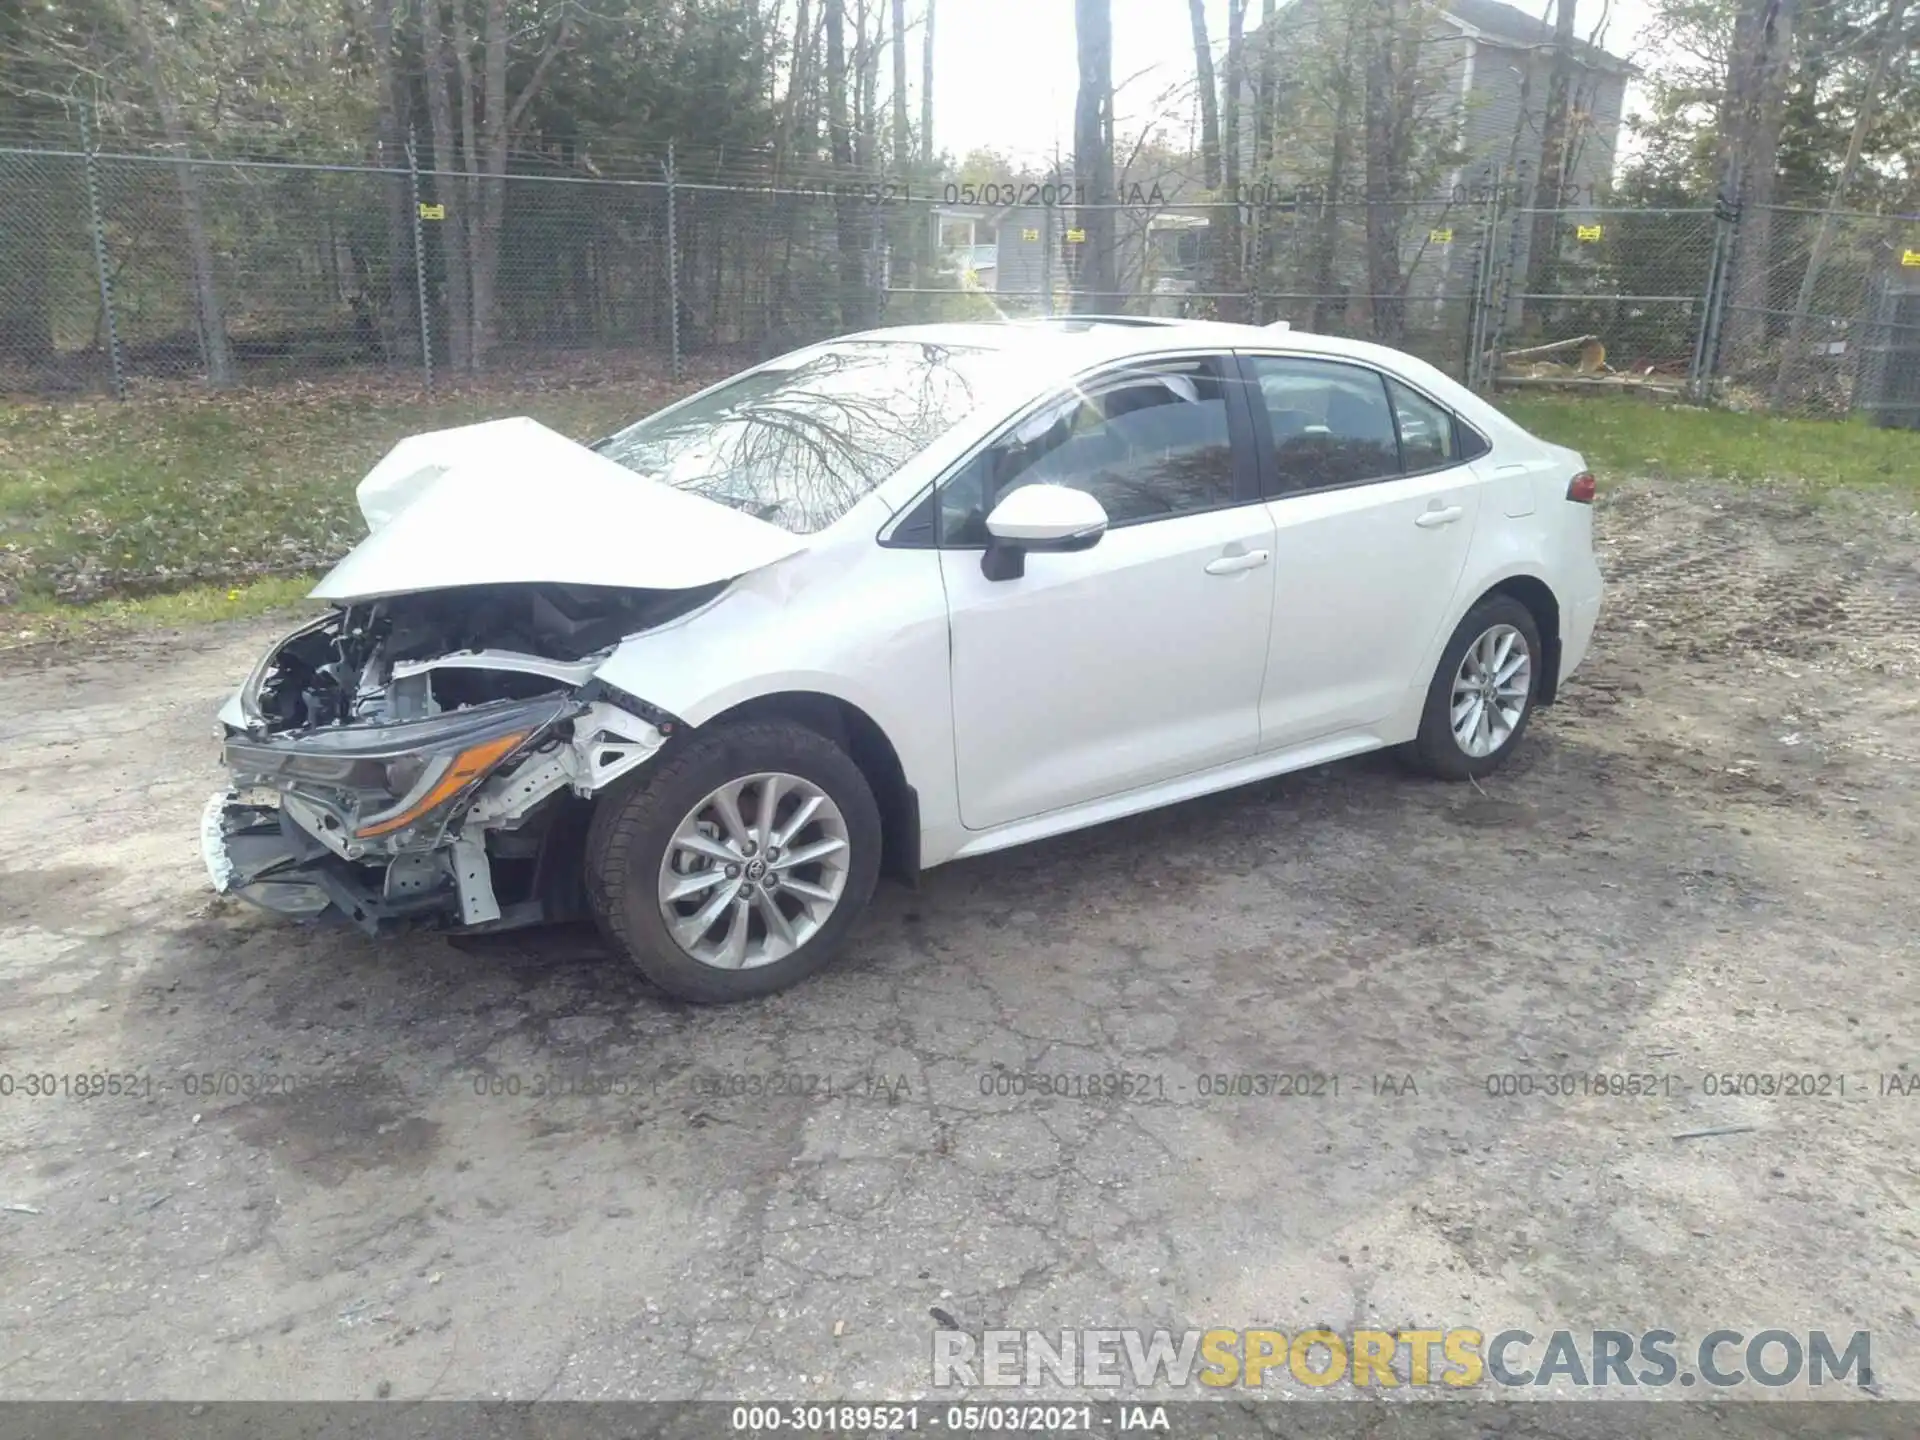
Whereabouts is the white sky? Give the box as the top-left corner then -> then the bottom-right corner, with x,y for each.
930,0 -> 1658,172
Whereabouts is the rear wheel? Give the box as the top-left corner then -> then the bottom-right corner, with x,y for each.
585,719 -> 882,1002
1403,595 -> 1543,781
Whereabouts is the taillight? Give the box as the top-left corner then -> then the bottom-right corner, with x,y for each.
1567,471 -> 1597,504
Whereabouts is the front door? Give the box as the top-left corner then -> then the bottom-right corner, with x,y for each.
939,355 -> 1277,831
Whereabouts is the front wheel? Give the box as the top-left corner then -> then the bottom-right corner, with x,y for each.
584,719 -> 882,1002
1402,595 -> 1543,781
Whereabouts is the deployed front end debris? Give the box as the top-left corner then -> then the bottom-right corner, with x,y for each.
202,583 -> 707,935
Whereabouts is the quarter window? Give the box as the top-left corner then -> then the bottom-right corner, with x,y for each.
936,358 -> 1238,544
1387,377 -> 1459,472
1244,356 -> 1400,491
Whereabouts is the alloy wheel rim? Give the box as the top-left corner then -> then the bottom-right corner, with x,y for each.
657,772 -> 850,970
1451,623 -> 1531,758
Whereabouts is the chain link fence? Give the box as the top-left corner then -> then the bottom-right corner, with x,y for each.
3,136 -> 1919,424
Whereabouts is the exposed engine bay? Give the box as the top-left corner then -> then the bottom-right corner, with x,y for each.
251,582 -> 721,733
204,582 -> 717,935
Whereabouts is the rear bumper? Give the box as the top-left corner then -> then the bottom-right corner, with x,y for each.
1560,585 -> 1603,685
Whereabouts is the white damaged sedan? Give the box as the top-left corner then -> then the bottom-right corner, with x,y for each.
204,318 -> 1603,1002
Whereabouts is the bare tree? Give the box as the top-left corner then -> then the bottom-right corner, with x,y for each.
126,0 -> 233,384
776,0 -> 814,169
1073,0 -> 1118,310
853,0 -> 878,172
414,0 -> 569,374
1771,0 -> 1907,403
1254,0 -> 1279,180
1250,0 -> 1279,315
1362,0 -> 1414,342
1717,0 -> 1797,366
1527,0 -> 1578,298
370,0 -> 416,362
1308,7 -> 1363,331
826,0 -> 873,326
891,0 -> 910,167
1216,0 -> 1248,318
469,0 -> 569,370
418,0 -> 473,370
920,0 -> 935,164
1188,0 -> 1221,190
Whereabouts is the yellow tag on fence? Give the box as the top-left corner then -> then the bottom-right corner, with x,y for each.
1576,224 -> 1603,242
1021,227 -> 1040,241
417,202 -> 445,221
1429,228 -> 1454,244
1903,248 -> 1920,267
1066,227 -> 1087,244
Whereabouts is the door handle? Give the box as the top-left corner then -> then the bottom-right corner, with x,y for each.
1205,548 -> 1270,575
1415,505 -> 1465,528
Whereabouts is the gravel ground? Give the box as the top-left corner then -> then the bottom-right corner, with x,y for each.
0,477 -> 1916,1406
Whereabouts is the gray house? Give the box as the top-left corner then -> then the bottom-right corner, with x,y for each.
1245,0 -> 1631,317
1247,0 -> 1630,201
1433,0 -> 1632,204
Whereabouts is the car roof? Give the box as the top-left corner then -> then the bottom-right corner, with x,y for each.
841,317 -> 1425,372
836,319 -> 1525,441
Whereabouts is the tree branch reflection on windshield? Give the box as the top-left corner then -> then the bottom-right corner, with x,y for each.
597,342 -> 991,534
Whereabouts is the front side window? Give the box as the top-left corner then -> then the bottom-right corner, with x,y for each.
595,340 -> 999,534
1245,355 -> 1401,491
936,357 -> 1238,544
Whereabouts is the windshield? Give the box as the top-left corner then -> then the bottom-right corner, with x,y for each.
595,340 -> 1002,533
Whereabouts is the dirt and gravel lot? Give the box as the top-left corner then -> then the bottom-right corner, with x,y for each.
0,477 -> 1916,1406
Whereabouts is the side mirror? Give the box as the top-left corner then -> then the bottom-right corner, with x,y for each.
981,484 -> 1108,581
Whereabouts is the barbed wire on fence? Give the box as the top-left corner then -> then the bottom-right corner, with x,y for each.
3,134 -> 1919,422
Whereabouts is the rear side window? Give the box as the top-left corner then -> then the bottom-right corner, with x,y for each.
1244,356 -> 1400,491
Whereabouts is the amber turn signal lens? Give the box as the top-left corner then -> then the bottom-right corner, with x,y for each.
354,729 -> 530,839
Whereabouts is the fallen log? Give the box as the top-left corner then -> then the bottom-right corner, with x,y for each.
1496,374 -> 1684,397
1501,333 -> 1601,361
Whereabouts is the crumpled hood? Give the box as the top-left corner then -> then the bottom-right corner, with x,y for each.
310,417 -> 808,602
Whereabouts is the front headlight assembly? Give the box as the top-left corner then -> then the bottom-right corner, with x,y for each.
223,694 -> 575,848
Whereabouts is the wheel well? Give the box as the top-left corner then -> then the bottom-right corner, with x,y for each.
702,692 -> 920,884
1484,575 -> 1562,704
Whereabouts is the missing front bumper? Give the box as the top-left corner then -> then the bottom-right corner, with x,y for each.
199,788 -> 590,937
201,791 -> 332,919
200,790 -> 461,931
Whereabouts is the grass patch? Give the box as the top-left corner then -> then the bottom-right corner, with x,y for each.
6,364 -> 1918,617
0,358 -> 714,607
2,574 -> 322,653
1502,393 -> 1920,493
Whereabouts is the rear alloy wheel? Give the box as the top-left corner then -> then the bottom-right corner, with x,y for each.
586,720 -> 881,1002
1404,595 -> 1543,781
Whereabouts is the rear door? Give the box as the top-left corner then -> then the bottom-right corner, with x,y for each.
1238,353 -> 1487,749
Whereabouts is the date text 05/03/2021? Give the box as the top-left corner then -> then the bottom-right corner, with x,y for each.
728,1403 -> 1170,1433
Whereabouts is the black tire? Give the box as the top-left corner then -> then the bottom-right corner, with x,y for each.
584,718 -> 883,1003
1402,594 -> 1544,781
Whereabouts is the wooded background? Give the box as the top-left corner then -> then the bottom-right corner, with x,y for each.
1,0 -> 1917,416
